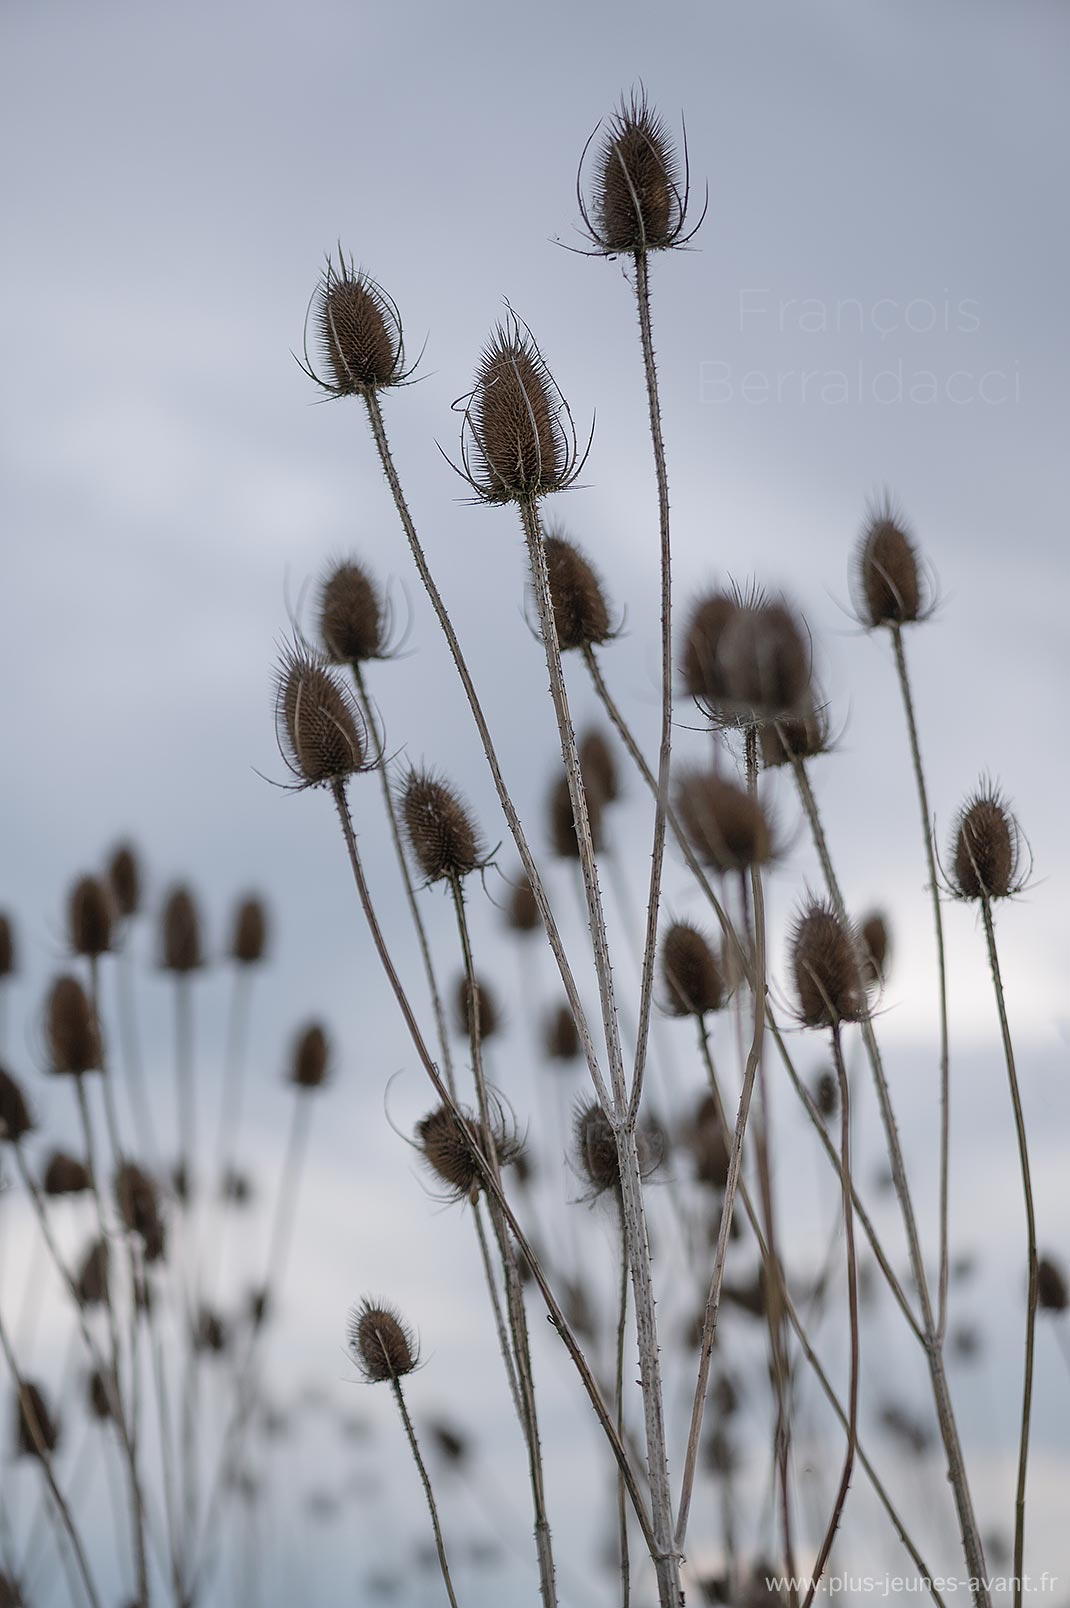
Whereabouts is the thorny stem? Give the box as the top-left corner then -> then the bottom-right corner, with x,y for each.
615,1200 -> 631,1608
627,249 -> 672,1128
980,897 -> 1036,1608
471,1199 -> 523,1423
520,496 -> 681,1606
390,1378 -> 460,1608
801,1026 -> 860,1608
329,780 -> 657,1558
203,966 -> 254,1303
891,625 -> 951,1341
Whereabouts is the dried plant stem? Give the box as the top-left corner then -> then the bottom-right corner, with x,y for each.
390,1377 -> 460,1608
519,497 -> 680,1606
980,897 -> 1035,1608
470,1199 -> 523,1422
801,1025 -> 859,1607
891,624 -> 951,1339
202,966 -> 254,1301
615,1201 -> 631,1608
329,781 -> 657,1558
116,930 -> 159,1165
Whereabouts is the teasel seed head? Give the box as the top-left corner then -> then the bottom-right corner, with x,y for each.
715,600 -> 811,724
543,533 -> 614,651
859,911 -> 891,990
790,900 -> 868,1030
684,1094 -> 730,1189
680,591 -> 739,706
67,875 -> 114,957
460,317 -> 583,503
195,1307 -> 229,1356
319,560 -> 386,665
231,895 -> 269,966
853,497 -> 928,628
75,1237 -> 110,1308
814,1070 -> 838,1122
579,728 -> 620,804
581,89 -> 694,254
160,885 -> 203,974
46,976 -> 101,1076
416,1101 -> 519,1202
506,873 -> 540,934
290,1023 -> 330,1091
544,1002 -> 581,1062
305,256 -> 407,397
0,913 -> 14,978
548,772 -> 605,859
43,1151 -> 90,1195
0,1066 -> 33,1144
15,1380 -> 59,1460
400,769 -> 483,884
87,1369 -> 112,1422
348,1299 -> 418,1383
1037,1256 -> 1068,1313
275,643 -> 370,791
107,843 -> 142,919
453,975 -> 500,1041
660,921 -> 725,1017
950,783 -> 1025,901
573,1100 -> 660,1201
760,698 -> 831,769
675,772 -> 773,874
115,1163 -> 166,1262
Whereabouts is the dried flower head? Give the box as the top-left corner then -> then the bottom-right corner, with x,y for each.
460,318 -> 582,503
544,1002 -> 581,1062
543,533 -> 614,651
853,498 -> 928,628
506,873 -> 540,934
453,975 -> 500,1041
684,1094 -> 730,1189
573,1101 -> 660,1200
115,1164 -> 166,1262
715,601 -> 811,724
15,1380 -> 59,1460
760,700 -> 830,769
87,1369 -> 112,1422
275,643 -> 369,790
231,896 -> 268,965
43,1151 -> 90,1195
0,1066 -> 32,1144
304,256 -> 407,397
790,901 -> 868,1029
195,1307 -> 229,1356
660,921 -> 724,1017
290,1023 -> 330,1090
319,560 -> 387,665
401,770 -> 483,884
675,772 -> 773,873
859,911 -> 891,990
814,1070 -> 838,1121
1037,1255 -> 1068,1313
416,1101 -> 520,1201
348,1299 -> 418,1383
428,1420 -> 469,1466
0,913 -> 14,978
160,886 -> 203,973
579,728 -> 620,804
548,773 -> 604,859
67,875 -> 114,957
950,784 -> 1025,901
107,843 -> 141,919
75,1237 -> 110,1308
580,90 -> 695,254
46,976 -> 101,1075
681,591 -> 739,704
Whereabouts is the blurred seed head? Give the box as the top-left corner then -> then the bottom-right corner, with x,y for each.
506,873 -> 540,934
759,700 -> 830,769
814,1070 -> 838,1122
68,875 -> 114,958
15,1380 -> 59,1460
579,728 -> 620,805
230,895 -> 269,966
544,1002 -> 581,1062
87,1369 -> 112,1422
428,1420 -> 470,1467
543,534 -> 614,651
46,976 -> 101,1075
275,643 -> 369,791
548,772 -> 605,860
319,559 -> 387,666
660,921 -> 724,1017
853,498 -> 927,628
790,901 -> 868,1030
416,1101 -> 520,1202
221,1167 -> 253,1206
453,975 -> 500,1041
681,591 -> 739,705
43,1150 -> 90,1195
683,1094 -> 730,1190
195,1307 -> 229,1356
1037,1255 -> 1068,1313
307,257 -> 406,396
290,1023 -> 331,1091
715,600 -> 811,725
582,90 -> 691,254
859,910 -> 891,990
573,1100 -> 620,1197
348,1300 -> 418,1383
0,1065 -> 33,1144
160,886 -> 203,974
401,770 -> 483,885
107,842 -> 142,919
950,784 -> 1025,901
675,772 -> 773,874
461,318 -> 580,503
115,1164 -> 166,1262
75,1237 -> 110,1308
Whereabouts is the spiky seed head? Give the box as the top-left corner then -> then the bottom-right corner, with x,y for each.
75,1238 -> 110,1308
0,1066 -> 32,1144
348,1300 -> 417,1383
544,1002 -> 581,1061
160,886 -> 203,973
543,535 -> 613,651
1037,1256 -> 1069,1313
854,502 -> 925,627
275,644 -> 368,790
464,323 -> 576,503
43,1151 -> 90,1195
67,875 -> 114,957
290,1023 -> 330,1090
506,874 -> 539,933
675,772 -> 773,874
107,843 -> 141,918
313,260 -> 405,395
574,1101 -> 620,1196
0,913 -> 13,978
859,911 -> 890,989
760,700 -> 830,768
428,1420 -> 469,1465
814,1070 -> 838,1121
415,1103 -> 510,1201
684,1094 -> 730,1189
950,785 -> 1023,901
790,901 -> 868,1029
453,975 -> 500,1041
660,921 -> 724,1017
587,91 -> 686,253
681,592 -> 738,703
579,728 -> 620,804
87,1369 -> 112,1421
15,1381 -> 59,1460
319,561 -> 385,664
548,773 -> 605,860
401,771 -> 482,884
46,976 -> 101,1075
716,602 -> 810,722
115,1164 -> 166,1262
231,896 -> 268,965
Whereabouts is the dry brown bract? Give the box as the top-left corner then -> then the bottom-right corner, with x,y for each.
401,771 -> 483,885
949,784 -> 1025,902
580,90 -> 696,254
275,644 -> 370,790
348,1300 -> 418,1383
790,901 -> 868,1030
459,319 -> 583,504
304,257 -> 407,397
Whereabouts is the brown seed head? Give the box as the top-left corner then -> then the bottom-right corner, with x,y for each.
573,1100 -> 620,1196
854,501 -> 925,627
195,1307 -> 229,1355
312,259 -> 405,395
416,1102 -> 518,1201
464,321 -> 577,502
1037,1256 -> 1069,1313
543,535 -> 613,651
231,896 -> 268,965
107,843 -> 141,919
579,728 -> 620,804
681,592 -> 739,703
319,560 -> 386,664
760,700 -> 830,769
544,1002 -> 581,1062
453,976 -> 499,1041
859,911 -> 891,989
290,1023 -> 330,1090
160,886 -> 203,973
950,785 -> 1023,901
684,1094 -> 730,1189
275,644 -> 368,790
0,1066 -> 33,1144
87,1369 -> 112,1422
115,1164 -> 166,1262
814,1070 -> 838,1121
0,913 -> 14,978
586,91 -> 687,253
548,773 -> 604,860
348,1299 -> 417,1383
75,1237 -> 110,1308
675,772 -> 772,873
716,602 -> 810,722
790,901 -> 868,1029
15,1380 -> 59,1460
401,771 -> 482,884
660,921 -> 724,1017
43,1151 -> 90,1195
506,874 -> 539,934
67,875 -> 114,957
46,976 -> 101,1075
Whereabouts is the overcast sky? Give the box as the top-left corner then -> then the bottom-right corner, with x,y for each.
2,1 -> 1068,1603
